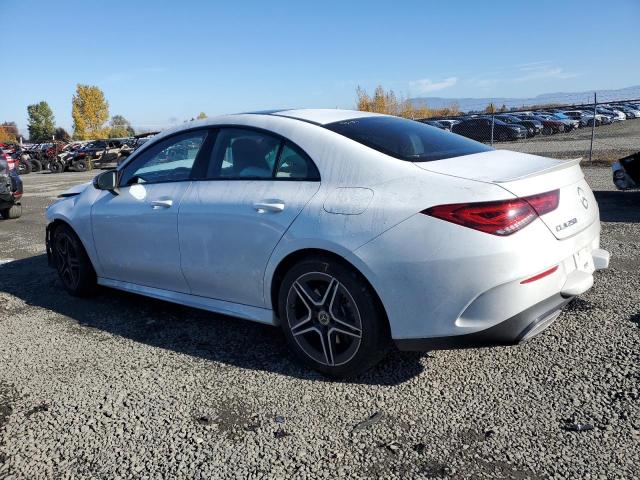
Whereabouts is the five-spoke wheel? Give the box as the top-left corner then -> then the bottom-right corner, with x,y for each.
51,224 -> 96,296
286,272 -> 363,367
279,256 -> 388,377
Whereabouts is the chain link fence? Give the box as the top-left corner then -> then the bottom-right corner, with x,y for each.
418,97 -> 640,165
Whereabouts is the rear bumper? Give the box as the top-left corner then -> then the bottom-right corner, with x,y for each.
395,247 -> 609,351
395,293 -> 571,351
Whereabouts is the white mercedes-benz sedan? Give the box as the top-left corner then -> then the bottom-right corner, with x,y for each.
45,109 -> 609,376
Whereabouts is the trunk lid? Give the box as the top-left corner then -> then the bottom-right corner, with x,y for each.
415,150 -> 598,239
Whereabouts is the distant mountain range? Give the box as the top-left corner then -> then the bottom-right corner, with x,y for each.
409,85 -> 640,112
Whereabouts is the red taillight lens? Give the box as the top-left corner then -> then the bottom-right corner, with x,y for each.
523,189 -> 559,216
422,190 -> 559,236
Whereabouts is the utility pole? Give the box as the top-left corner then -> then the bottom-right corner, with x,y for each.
589,92 -> 597,163
490,114 -> 495,146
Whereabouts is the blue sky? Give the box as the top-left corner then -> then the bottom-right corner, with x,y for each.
1,0 -> 639,134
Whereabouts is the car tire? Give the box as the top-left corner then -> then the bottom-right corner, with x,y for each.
497,131 -> 509,142
73,159 -> 88,172
49,161 -> 64,174
0,204 -> 21,220
30,159 -> 42,172
278,256 -> 389,378
542,126 -> 552,135
51,224 -> 97,297
18,160 -> 31,175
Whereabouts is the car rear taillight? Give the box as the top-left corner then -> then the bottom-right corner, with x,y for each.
422,190 -> 559,236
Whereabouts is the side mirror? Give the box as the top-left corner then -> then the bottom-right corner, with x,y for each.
93,170 -> 119,193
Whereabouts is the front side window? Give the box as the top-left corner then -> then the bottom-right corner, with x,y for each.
326,116 -> 493,162
208,128 -> 281,179
120,130 -> 207,186
206,128 -> 319,181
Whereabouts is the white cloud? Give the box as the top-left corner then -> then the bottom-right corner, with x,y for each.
409,77 -> 458,94
470,62 -> 579,87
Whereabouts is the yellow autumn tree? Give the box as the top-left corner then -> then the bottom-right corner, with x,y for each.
356,85 -> 434,119
484,103 -> 497,114
72,85 -> 110,139
197,112 -> 207,119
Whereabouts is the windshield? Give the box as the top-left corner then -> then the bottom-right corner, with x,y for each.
325,116 -> 492,162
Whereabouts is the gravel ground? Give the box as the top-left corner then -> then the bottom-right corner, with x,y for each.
0,168 -> 638,479
497,118 -> 640,163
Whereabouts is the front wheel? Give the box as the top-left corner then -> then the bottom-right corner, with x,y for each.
18,160 -> 31,175
278,256 -> 389,377
0,204 -> 21,219
51,224 -> 97,296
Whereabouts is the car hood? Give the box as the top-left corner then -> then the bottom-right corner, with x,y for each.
59,181 -> 92,197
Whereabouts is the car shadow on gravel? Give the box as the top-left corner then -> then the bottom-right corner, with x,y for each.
593,190 -> 640,223
0,255 -> 424,385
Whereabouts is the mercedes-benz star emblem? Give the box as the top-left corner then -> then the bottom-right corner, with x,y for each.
577,187 -> 589,210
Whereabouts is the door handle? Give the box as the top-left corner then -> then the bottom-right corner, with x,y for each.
253,201 -> 285,213
151,199 -> 173,209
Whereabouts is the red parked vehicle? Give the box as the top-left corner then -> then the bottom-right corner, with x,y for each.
0,148 -> 23,219
515,114 -> 565,135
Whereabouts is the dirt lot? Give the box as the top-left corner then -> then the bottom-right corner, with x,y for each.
497,118 -> 640,163
0,168 -> 639,479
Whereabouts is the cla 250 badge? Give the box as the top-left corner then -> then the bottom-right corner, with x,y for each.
556,218 -> 577,232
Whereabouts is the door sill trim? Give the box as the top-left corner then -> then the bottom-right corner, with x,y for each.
97,277 -> 276,325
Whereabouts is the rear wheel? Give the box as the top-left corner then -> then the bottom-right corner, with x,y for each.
278,256 -> 389,377
30,159 -> 42,172
49,161 -> 64,174
73,159 -> 88,172
51,224 -> 97,296
497,131 -> 509,142
0,204 -> 21,220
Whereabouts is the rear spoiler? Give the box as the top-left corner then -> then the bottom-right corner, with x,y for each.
493,157 -> 582,183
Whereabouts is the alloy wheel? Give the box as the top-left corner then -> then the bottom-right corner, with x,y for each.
285,272 -> 362,366
54,232 -> 81,290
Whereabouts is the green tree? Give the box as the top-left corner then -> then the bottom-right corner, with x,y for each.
27,101 -> 56,142
72,84 -> 110,139
196,112 -> 207,119
54,127 -> 71,142
108,115 -> 135,138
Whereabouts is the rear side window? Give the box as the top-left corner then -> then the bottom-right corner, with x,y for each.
275,143 -> 319,180
325,116 -> 492,162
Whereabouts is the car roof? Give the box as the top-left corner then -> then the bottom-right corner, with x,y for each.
264,108 -> 386,125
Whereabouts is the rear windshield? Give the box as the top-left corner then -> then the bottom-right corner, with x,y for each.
325,116 -> 492,162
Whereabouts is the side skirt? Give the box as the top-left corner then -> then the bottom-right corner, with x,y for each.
97,277 -> 277,325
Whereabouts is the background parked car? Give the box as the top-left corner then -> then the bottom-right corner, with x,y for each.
0,148 -> 23,219
612,151 -> 640,190
451,117 -> 527,142
515,114 -> 564,134
418,119 -> 450,131
495,114 -> 542,137
563,110 -> 599,126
